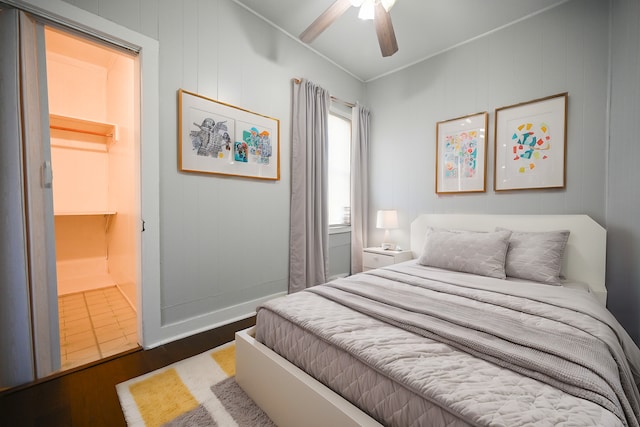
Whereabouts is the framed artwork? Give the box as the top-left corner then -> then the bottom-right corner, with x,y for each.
494,92 -> 567,191
178,89 -> 280,180
435,112 -> 488,194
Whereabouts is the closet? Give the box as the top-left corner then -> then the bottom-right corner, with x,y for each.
46,27 -> 139,369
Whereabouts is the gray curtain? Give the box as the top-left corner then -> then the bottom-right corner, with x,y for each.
350,103 -> 370,273
289,79 -> 330,293
0,8 -> 59,388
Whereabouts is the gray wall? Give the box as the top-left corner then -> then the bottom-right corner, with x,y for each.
366,0 -> 609,248
607,0 -> 640,343
328,231 -> 351,279
366,0 -> 640,343
60,0 -> 640,344
61,0 -> 364,329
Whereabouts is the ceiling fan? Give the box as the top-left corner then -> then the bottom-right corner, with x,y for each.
299,0 -> 399,57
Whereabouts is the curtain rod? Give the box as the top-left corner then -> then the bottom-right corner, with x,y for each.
293,78 -> 355,108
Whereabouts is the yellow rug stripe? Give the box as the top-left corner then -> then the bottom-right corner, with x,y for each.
211,343 -> 236,377
128,368 -> 199,427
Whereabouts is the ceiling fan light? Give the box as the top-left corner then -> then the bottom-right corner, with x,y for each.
358,0 -> 375,20
349,0 -> 365,6
381,0 -> 396,12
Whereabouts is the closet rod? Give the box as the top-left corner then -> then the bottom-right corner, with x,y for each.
292,78 -> 355,108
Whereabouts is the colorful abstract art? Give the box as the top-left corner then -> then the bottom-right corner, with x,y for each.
436,112 -> 488,194
443,130 -> 480,180
240,125 -> 273,165
510,122 -> 551,174
494,93 -> 567,191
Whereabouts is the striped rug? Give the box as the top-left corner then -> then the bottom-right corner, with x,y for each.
116,341 -> 275,426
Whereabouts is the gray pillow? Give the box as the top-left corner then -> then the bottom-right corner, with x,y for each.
497,227 -> 570,285
418,228 -> 511,279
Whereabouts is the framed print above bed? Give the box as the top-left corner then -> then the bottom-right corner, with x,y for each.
494,92 -> 567,191
178,89 -> 280,180
435,112 -> 488,194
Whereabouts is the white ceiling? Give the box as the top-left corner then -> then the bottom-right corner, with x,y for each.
233,0 -> 567,82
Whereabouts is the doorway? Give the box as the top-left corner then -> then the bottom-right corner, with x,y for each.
44,27 -> 140,370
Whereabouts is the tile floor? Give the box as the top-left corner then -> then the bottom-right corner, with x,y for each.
58,286 -> 139,371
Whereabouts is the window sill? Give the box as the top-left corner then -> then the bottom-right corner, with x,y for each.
329,225 -> 351,235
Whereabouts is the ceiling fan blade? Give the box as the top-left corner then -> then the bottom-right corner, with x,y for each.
374,2 -> 398,57
300,0 -> 352,44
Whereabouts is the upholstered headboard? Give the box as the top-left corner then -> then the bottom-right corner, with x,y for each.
410,214 -> 607,305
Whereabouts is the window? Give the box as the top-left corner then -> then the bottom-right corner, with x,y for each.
328,112 -> 351,226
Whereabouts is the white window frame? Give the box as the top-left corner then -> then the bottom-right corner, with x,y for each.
327,107 -> 352,232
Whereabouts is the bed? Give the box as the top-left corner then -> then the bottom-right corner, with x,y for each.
236,214 -> 640,427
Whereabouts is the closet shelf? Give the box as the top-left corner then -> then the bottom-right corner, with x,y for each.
49,114 -> 118,142
54,211 -> 117,237
54,211 -> 117,216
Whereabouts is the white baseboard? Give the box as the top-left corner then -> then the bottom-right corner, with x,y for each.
142,291 -> 285,349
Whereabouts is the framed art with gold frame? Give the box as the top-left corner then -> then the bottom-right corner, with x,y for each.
178,89 -> 280,180
435,111 -> 488,194
494,92 -> 567,191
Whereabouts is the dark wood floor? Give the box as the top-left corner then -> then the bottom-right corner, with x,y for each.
0,316 -> 256,427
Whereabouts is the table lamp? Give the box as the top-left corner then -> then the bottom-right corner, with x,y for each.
376,210 -> 398,250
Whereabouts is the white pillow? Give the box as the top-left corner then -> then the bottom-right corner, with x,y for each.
497,227 -> 570,285
418,228 -> 511,279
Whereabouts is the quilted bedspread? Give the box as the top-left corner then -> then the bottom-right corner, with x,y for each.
256,262 -> 640,427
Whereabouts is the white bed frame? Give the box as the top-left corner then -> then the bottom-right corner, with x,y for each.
236,328 -> 383,427
236,214 -> 607,427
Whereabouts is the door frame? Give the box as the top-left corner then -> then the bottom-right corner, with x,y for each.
9,0 -> 161,349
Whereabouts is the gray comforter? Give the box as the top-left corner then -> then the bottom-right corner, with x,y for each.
290,263 -> 640,426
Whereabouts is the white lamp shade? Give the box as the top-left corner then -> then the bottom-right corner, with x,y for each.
376,210 -> 399,229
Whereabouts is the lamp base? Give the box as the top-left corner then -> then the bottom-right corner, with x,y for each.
381,242 -> 396,250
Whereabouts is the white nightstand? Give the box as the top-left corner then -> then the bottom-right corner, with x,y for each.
362,247 -> 413,271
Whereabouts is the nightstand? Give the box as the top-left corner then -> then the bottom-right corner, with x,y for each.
362,247 -> 413,271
